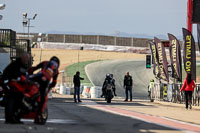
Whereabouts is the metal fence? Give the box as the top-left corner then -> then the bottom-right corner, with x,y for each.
10,39 -> 31,60
0,29 -> 16,48
151,83 -> 200,106
0,29 -> 32,66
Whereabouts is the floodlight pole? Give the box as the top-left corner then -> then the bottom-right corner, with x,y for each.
23,13 -> 37,40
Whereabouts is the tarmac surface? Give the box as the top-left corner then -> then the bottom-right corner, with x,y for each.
0,93 -> 200,133
54,94 -> 200,133
0,60 -> 199,133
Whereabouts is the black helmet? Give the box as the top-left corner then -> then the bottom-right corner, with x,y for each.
106,73 -> 110,78
50,56 -> 60,67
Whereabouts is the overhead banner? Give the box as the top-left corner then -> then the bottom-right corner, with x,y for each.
154,37 -> 169,82
149,40 -> 159,77
182,28 -> 196,81
168,33 -> 182,82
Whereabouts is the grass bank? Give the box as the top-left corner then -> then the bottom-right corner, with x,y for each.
65,60 -> 101,86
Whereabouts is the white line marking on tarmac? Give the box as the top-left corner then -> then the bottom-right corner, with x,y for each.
0,118 -> 77,124
80,100 -> 199,133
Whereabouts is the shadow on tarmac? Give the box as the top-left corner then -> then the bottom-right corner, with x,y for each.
50,97 -> 156,108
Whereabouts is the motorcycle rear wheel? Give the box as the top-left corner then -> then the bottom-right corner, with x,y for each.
40,107 -> 48,124
35,107 -> 48,125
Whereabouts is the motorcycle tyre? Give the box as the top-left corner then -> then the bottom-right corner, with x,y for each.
106,92 -> 112,103
107,98 -> 111,103
40,107 -> 48,125
5,96 -> 20,122
35,107 -> 48,125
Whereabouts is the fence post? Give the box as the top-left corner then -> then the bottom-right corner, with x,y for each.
97,35 -> 99,44
131,37 -> 133,47
63,34 -> 65,43
80,35 -> 82,43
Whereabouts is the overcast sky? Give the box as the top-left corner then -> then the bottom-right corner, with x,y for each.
0,0 -> 196,38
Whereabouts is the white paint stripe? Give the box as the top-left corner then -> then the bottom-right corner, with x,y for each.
0,118 -> 76,124
161,116 -> 200,130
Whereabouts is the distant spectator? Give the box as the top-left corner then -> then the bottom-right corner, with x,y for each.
180,74 -> 195,110
110,74 -> 117,96
73,71 -> 84,103
123,72 -> 133,102
148,79 -> 154,97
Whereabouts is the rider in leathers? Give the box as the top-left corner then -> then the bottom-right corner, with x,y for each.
3,53 -> 30,124
29,56 -> 59,123
101,74 -> 116,97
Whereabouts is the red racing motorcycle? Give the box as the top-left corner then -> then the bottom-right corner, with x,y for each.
0,76 -> 49,124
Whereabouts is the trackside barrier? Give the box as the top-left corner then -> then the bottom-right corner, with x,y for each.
48,90 -> 53,99
82,86 -> 91,98
151,83 -> 161,100
59,85 -> 66,94
65,87 -> 70,95
90,86 -> 102,98
152,83 -> 183,102
59,85 -> 71,95
151,83 -> 200,106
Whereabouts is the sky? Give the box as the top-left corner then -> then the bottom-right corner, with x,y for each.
0,0 -> 197,38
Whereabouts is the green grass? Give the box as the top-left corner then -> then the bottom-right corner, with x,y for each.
65,60 -> 102,86
66,61 -> 200,86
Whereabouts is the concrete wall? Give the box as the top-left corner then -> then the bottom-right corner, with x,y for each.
17,33 -> 151,48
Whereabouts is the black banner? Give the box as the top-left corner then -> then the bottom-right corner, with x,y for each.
182,28 -> 196,81
168,33 -> 182,82
154,37 -> 169,82
149,41 -> 159,77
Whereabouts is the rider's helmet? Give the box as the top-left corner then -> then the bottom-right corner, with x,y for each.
110,74 -> 113,79
21,53 -> 31,69
50,56 -> 60,67
106,73 -> 110,77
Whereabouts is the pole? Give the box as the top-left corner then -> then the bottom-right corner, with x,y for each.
78,49 -> 79,71
187,0 -> 193,32
28,18 -> 30,40
39,47 -> 42,63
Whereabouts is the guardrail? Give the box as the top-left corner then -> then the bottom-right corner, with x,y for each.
151,83 -> 200,106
